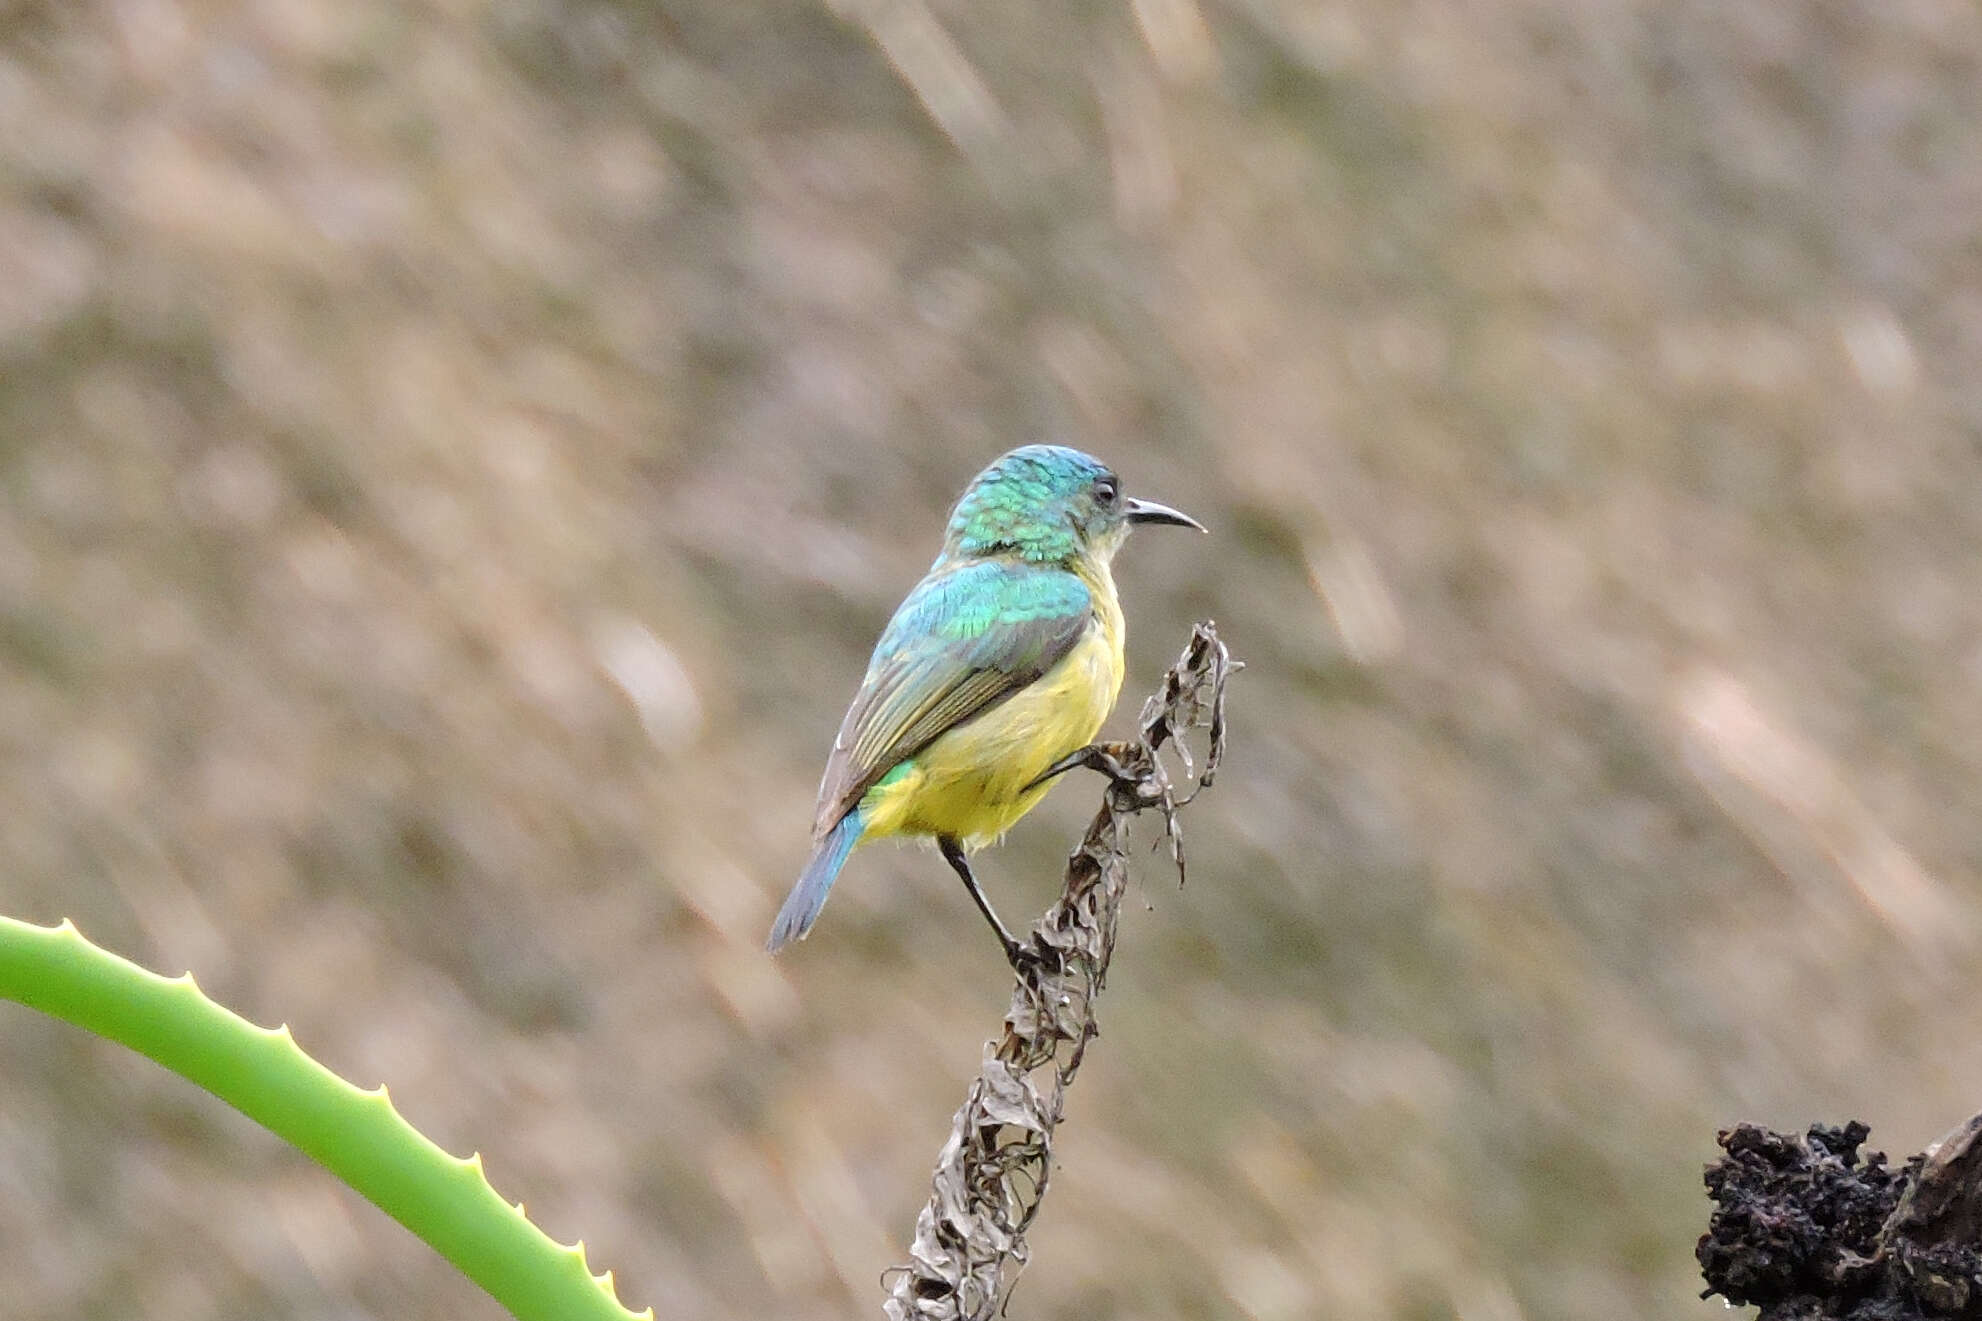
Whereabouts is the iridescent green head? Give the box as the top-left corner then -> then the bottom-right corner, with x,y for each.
941,444 -> 1204,565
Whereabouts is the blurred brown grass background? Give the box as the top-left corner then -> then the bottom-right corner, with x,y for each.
4,0 -> 1982,1317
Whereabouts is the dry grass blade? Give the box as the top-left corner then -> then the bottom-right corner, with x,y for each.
883,621 -> 1237,1321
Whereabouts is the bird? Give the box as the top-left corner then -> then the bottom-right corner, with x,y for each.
767,444 -> 1204,966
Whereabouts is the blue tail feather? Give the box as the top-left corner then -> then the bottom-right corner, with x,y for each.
768,811 -> 865,952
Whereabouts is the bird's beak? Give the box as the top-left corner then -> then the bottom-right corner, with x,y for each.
1123,496 -> 1207,532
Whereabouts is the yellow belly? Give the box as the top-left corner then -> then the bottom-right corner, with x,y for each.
861,582 -> 1125,848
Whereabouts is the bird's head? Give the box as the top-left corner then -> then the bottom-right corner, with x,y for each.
941,445 -> 1204,566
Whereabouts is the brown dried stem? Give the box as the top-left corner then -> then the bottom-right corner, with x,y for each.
883,622 -> 1238,1321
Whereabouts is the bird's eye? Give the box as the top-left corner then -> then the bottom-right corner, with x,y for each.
1095,477 -> 1119,505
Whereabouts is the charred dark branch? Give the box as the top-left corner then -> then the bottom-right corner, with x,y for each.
1700,1115 -> 1982,1320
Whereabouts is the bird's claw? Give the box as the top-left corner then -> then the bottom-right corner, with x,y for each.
1003,936 -> 1059,978
1025,741 -> 1144,795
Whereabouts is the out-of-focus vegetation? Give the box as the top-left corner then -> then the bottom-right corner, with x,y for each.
3,0 -> 1981,1318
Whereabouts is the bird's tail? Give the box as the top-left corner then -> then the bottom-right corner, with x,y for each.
767,811 -> 865,952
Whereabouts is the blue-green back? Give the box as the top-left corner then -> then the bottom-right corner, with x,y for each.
812,559 -> 1092,834
873,558 -> 1090,666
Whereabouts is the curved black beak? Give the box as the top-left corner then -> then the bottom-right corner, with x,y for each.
1123,496 -> 1207,532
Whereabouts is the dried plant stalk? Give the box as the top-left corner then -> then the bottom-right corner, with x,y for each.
885,622 -> 1237,1320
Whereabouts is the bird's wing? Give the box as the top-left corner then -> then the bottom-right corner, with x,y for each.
812,560 -> 1093,836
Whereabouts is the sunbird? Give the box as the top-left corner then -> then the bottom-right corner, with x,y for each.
768,444 -> 1204,965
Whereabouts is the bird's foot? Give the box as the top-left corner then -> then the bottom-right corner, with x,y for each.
1002,934 -> 1061,978
1025,741 -> 1146,795
1037,739 -> 1192,887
